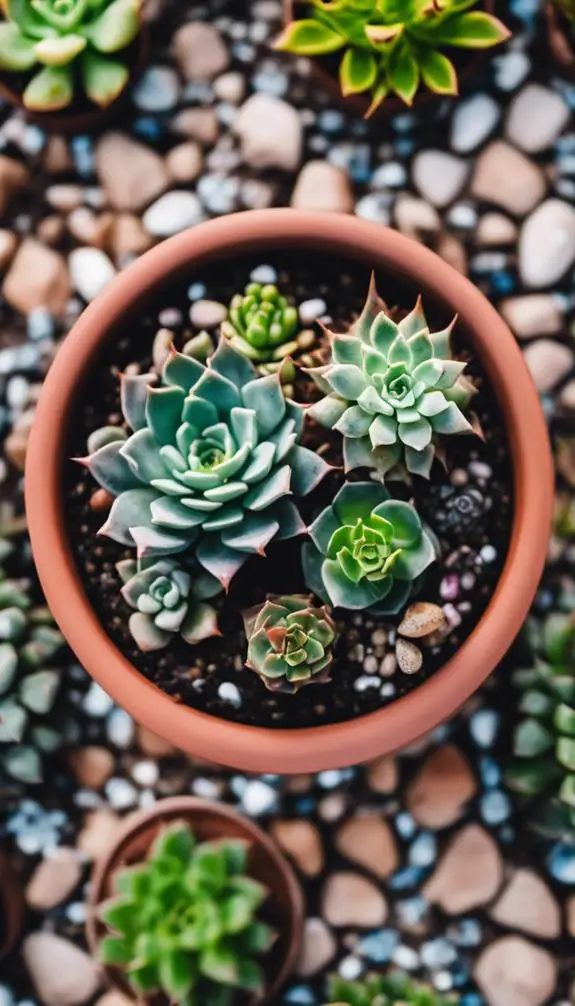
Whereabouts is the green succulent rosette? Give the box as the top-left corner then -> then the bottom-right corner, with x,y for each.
243,594 -> 337,693
98,821 -> 276,1005
308,278 -> 476,480
222,282 -> 300,364
116,556 -> 221,652
303,481 -> 437,613
326,970 -> 458,1006
0,0 -> 142,111
80,339 -> 331,588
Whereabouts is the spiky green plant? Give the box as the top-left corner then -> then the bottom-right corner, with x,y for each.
98,821 -> 276,1006
0,539 -> 64,785
308,278 -> 476,480
116,557 -> 221,652
243,594 -> 337,693
303,482 -> 437,612
79,340 -> 331,589
0,0 -> 142,112
274,0 -> 510,116
507,613 -> 575,841
326,970 -> 457,1005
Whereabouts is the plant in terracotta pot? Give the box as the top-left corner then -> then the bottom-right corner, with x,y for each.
25,210 -> 552,774
325,971 -> 458,1005
545,0 -> 575,74
274,0 -> 510,117
0,848 -> 24,962
87,797 -> 303,1005
0,0 -> 146,131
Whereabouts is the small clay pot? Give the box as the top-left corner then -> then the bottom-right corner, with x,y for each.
545,1 -> 575,77
0,849 -> 24,962
86,797 -> 304,1006
0,28 -> 148,135
25,209 -> 553,774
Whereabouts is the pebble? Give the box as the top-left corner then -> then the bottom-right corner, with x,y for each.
133,66 -> 180,112
26,848 -> 83,910
476,212 -> 517,246
296,918 -> 336,977
490,869 -> 561,938
451,94 -> 500,154
234,94 -> 303,171
471,141 -> 545,216
0,155 -> 29,214
69,747 -> 114,789
77,808 -> 119,860
335,814 -> 398,879
106,707 -> 134,748
96,133 -> 169,212
394,194 -> 440,236
2,238 -> 70,316
165,141 -> 203,183
68,208 -> 113,249
171,107 -> 219,145
398,602 -> 445,639
523,339 -> 573,393
105,777 -> 137,809
130,759 -> 159,787
214,71 -> 246,104
291,160 -> 354,213
412,150 -> 469,208
493,50 -> 531,91
519,199 -> 575,287
217,681 -> 242,707
299,298 -> 326,325
172,22 -> 230,80
506,84 -> 570,153
272,820 -> 324,876
137,724 -> 177,757
152,327 -> 174,371
396,638 -> 423,675
190,298 -> 227,329
546,842 -> 575,884
423,824 -> 503,913
474,936 -> 557,1006
501,294 -> 563,338
322,872 -> 387,927
23,933 -> 101,1006
367,756 -> 398,794
69,247 -> 116,302
470,708 -> 499,748
407,745 -> 477,829
241,779 -> 277,816
143,191 -> 204,236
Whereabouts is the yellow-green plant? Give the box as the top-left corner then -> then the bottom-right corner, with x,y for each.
326,971 -> 458,1005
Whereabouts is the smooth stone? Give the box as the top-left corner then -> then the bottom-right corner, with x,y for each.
451,94 -> 500,154
500,294 -> 562,338
407,745 -> 477,829
214,71 -> 246,104
241,779 -> 277,816
394,194 -> 440,236
165,141 -> 203,183
0,155 -> 29,214
396,638 -> 423,675
474,936 -> 556,1006
322,871 -> 387,927
367,756 -> 398,794
111,214 -> 152,259
143,191 -> 204,237
69,747 -> 114,789
3,239 -> 70,316
0,229 -> 17,270
67,208 -> 113,249
172,22 -> 229,80
471,141 -> 545,216
234,94 -> 302,171
133,66 -> 180,112
412,150 -> 469,208
296,918 -> 336,977
189,299 -> 227,329
519,199 -> 575,288
77,808 -> 120,861
560,380 -> 575,411
23,933 -> 101,1006
271,820 -> 324,877
43,135 -> 73,173
45,184 -> 84,212
171,108 -> 219,144
291,160 -> 353,213
335,814 -> 398,879
398,602 -> 446,639
506,84 -> 570,153
423,824 -> 503,913
437,233 -> 468,275
96,994 -> 133,1006
26,848 -> 83,910
523,339 -> 573,393
137,724 -> 178,757
37,214 -> 65,246
490,869 -> 561,939
493,50 -> 530,91
476,212 -> 517,246
299,298 -> 326,325
69,247 -> 116,302
96,133 -> 169,212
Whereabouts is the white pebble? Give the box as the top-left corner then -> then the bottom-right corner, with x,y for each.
131,760 -> 159,787
250,264 -> 277,284
393,944 -> 420,970
354,675 -> 381,692
143,191 -> 204,237
299,298 -> 326,325
190,299 -> 227,329
105,777 -> 137,809
218,681 -> 242,708
107,707 -> 134,748
339,956 -> 363,980
480,544 -> 497,563
241,780 -> 277,815
69,247 -> 116,302
83,682 -> 114,717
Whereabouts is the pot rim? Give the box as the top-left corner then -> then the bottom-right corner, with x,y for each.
85,796 -> 304,1005
25,209 -> 553,774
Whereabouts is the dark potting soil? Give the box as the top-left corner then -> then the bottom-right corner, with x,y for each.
64,252 -> 513,729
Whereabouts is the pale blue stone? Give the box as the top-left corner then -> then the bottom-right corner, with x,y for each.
448,918 -> 482,946
480,755 -> 501,788
23,125 -> 45,155
107,707 -> 134,749
250,264 -> 277,284
356,930 -> 398,963
284,985 -> 316,1004
470,708 -> 499,748
27,307 -> 54,342
252,66 -> 289,97
493,51 -> 530,91
318,110 -> 344,133
71,135 -> 94,177
395,895 -> 428,926
421,938 -> 457,968
0,985 -> 15,1006
392,944 -> 419,970
339,956 -> 363,980
409,831 -> 437,867
188,282 -> 207,301
133,66 -> 180,112
395,811 -> 416,838
389,866 -> 423,890
371,162 -> 407,188
241,779 -> 277,815
547,842 -> 575,884
481,789 -> 511,824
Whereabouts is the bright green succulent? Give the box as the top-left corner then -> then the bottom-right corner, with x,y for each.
308,278 -> 476,480
243,594 -> 337,693
274,0 -> 510,116
0,0 -> 142,112
98,821 -> 276,1006
0,538 -> 64,785
222,282 -> 300,364
116,556 -> 221,652
80,340 -> 331,589
326,971 -> 458,1006
506,613 -> 575,841
303,482 -> 437,613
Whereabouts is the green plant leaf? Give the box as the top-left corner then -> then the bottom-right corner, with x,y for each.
274,18 -> 345,54
423,10 -> 511,48
23,65 -> 73,111
339,46 -> 377,95
98,935 -> 132,967
158,950 -> 194,999
86,0 -> 142,53
34,33 -> 87,67
82,51 -> 129,108
388,41 -> 419,105
420,48 -> 458,94
0,23 -> 37,70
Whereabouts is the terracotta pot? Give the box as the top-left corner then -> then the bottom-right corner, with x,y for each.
0,28 -> 148,135
86,797 -> 304,1005
281,0 -> 500,121
544,1 -> 575,77
0,849 -> 24,961
25,209 -> 553,774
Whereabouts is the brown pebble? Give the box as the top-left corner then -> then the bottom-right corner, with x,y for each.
398,602 -> 446,639
396,637 -> 423,674
90,489 -> 113,512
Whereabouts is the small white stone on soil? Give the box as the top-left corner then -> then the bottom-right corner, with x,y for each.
474,936 -> 556,1006
131,759 -> 159,788
519,199 -> 575,288
396,637 -> 423,675
506,84 -> 570,153
412,150 -> 469,208
105,777 -> 137,809
234,94 -> 303,171
133,66 -> 180,112
214,71 -> 246,104
500,294 -> 562,338
451,93 -> 500,153
83,681 -> 114,717
218,681 -> 242,708
298,297 -> 327,325
190,299 -> 227,329
241,779 -> 277,815
106,707 -> 134,748
394,194 -> 440,236
476,212 -> 517,246
398,602 -> 446,639
471,141 -> 545,216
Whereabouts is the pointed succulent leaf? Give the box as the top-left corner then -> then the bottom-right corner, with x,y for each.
86,0 -> 142,52
274,18 -> 345,54
0,23 -> 37,70
23,64 -> 73,110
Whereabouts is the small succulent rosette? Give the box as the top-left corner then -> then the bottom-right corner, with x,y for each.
303,482 -> 437,614
326,970 -> 458,1006
0,0 -> 143,112
243,594 -> 337,693
308,278 -> 477,480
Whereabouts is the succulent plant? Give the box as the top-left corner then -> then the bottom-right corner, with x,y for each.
80,339 -> 331,588
303,482 -> 437,613
116,556 -> 221,652
326,971 -> 457,1005
0,539 -> 64,785
308,278 -> 476,480
242,594 -> 337,693
222,282 -> 300,364
274,0 -> 510,116
506,613 -> 575,841
0,0 -> 142,112
98,820 -> 276,1006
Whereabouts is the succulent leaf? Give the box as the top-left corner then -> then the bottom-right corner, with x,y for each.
243,594 -> 337,693
325,969 -> 458,1005
0,22 -> 37,69
221,282 -> 313,379
82,50 -> 129,106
